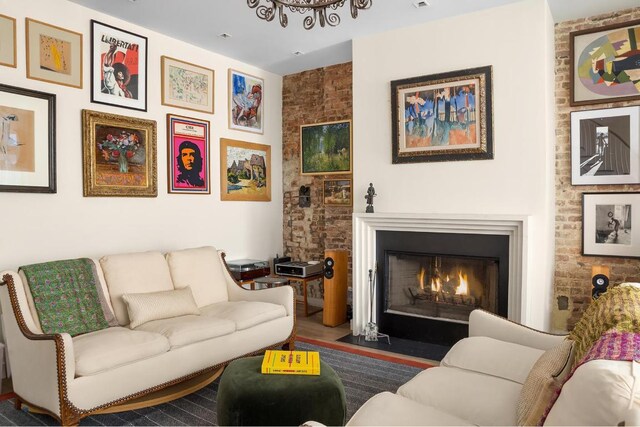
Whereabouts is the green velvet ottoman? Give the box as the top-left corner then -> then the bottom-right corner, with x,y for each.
217,355 -> 346,426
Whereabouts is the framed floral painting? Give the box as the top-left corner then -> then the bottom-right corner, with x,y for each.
167,114 -> 210,194
228,69 -> 263,134
82,109 -> 156,197
161,56 -> 214,114
220,138 -> 270,201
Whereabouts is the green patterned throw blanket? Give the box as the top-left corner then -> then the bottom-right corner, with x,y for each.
20,258 -> 117,336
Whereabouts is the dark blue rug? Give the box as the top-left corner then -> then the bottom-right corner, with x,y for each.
0,341 -> 425,425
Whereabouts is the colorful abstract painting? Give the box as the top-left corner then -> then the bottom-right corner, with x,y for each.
229,69 -> 263,134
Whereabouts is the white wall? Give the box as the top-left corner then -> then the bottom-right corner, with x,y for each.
0,0 -> 283,270
352,0 -> 556,329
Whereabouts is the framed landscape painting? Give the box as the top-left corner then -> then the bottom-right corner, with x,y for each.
0,84 -> 56,193
571,106 -> 640,185
229,69 -> 263,134
300,120 -> 352,175
167,114 -> 210,194
323,179 -> 352,207
91,20 -> 147,111
220,138 -> 270,201
391,66 -> 493,164
161,56 -> 214,114
0,14 -> 16,68
82,109 -> 156,197
583,192 -> 640,258
26,18 -> 82,88
571,19 -> 640,106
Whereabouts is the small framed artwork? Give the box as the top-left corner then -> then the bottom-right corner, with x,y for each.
571,106 -> 640,185
323,179 -> 352,207
300,120 -> 352,175
0,84 -> 56,193
82,109 -> 156,197
583,192 -> 640,258
391,65 -> 493,164
220,138 -> 270,201
161,56 -> 214,114
91,20 -> 147,111
0,15 -> 16,67
25,18 -> 82,88
571,19 -> 640,106
167,114 -> 210,194
229,69 -> 263,134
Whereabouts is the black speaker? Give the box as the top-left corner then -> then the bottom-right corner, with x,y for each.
591,270 -> 609,300
324,256 -> 334,279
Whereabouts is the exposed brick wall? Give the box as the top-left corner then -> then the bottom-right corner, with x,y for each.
553,8 -> 640,331
282,62 -> 353,294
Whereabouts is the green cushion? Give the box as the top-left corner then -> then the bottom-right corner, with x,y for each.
217,355 -> 346,426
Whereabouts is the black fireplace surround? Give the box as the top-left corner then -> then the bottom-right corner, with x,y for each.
376,230 -> 509,346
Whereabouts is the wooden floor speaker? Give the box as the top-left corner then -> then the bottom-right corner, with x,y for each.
323,249 -> 348,327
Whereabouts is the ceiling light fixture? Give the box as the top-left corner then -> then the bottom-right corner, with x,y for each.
247,0 -> 372,30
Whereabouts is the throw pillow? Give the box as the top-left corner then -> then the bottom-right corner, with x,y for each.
123,287 -> 200,328
516,339 -> 574,426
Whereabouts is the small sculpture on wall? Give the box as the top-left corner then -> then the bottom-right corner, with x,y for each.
365,183 -> 376,213
299,185 -> 311,208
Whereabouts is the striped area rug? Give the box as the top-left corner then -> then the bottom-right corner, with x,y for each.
0,341 -> 429,426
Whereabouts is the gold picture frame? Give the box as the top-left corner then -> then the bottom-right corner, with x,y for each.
300,120 -> 352,175
323,178 -> 352,207
161,56 -> 215,114
0,14 -> 17,68
82,109 -> 157,197
220,138 -> 271,201
26,18 -> 82,88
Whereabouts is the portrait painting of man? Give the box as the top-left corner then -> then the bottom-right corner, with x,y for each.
168,115 -> 209,194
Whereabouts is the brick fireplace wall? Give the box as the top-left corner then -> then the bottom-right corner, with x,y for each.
282,62 -> 353,296
552,8 -> 640,331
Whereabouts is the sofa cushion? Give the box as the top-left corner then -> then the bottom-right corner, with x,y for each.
397,366 -> 522,426
165,246 -> 229,307
200,301 -> 286,331
517,339 -> 574,426
122,287 -> 200,329
135,315 -> 236,348
72,327 -> 170,377
100,251 -> 174,325
347,391 -> 474,426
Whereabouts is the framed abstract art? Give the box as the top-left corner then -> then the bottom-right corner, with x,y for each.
161,56 -> 214,114
229,69 -> 263,134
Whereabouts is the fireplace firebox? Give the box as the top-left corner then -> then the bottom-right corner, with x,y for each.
376,231 -> 509,346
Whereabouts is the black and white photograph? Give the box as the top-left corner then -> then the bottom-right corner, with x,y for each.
583,192 -> 640,258
571,106 -> 639,185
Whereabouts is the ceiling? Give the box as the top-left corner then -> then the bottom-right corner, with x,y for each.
69,0 -> 640,76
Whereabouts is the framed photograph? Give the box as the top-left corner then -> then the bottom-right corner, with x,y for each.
571,19 -> 640,106
91,20 -> 147,111
0,84 -> 55,193
82,109 -> 156,197
300,120 -> 352,175
0,15 -> 16,68
391,65 -> 493,164
571,106 -> 640,185
161,56 -> 214,114
228,69 -> 263,134
167,114 -> 210,194
583,192 -> 640,258
220,138 -> 270,201
323,179 -> 352,207
25,18 -> 82,88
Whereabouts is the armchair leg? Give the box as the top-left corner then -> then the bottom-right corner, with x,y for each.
282,340 -> 295,351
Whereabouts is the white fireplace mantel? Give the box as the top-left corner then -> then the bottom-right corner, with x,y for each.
351,212 -> 529,335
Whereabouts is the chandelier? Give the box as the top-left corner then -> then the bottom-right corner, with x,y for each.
247,0 -> 373,30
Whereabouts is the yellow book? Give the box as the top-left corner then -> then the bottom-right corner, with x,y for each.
261,350 -> 321,375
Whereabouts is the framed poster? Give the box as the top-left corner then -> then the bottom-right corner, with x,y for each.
161,56 -> 214,114
571,19 -> 640,106
0,84 -> 56,193
323,178 -> 352,207
82,109 -> 156,197
300,120 -> 352,175
91,20 -> 147,111
167,114 -> 210,194
583,192 -> 640,258
26,18 -> 82,88
571,106 -> 640,185
0,14 -> 16,68
391,66 -> 493,164
228,69 -> 263,134
220,138 -> 270,201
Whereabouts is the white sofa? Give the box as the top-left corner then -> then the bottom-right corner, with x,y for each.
0,246 -> 295,425
347,309 -> 640,426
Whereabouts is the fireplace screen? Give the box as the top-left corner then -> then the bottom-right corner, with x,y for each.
385,251 -> 499,323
